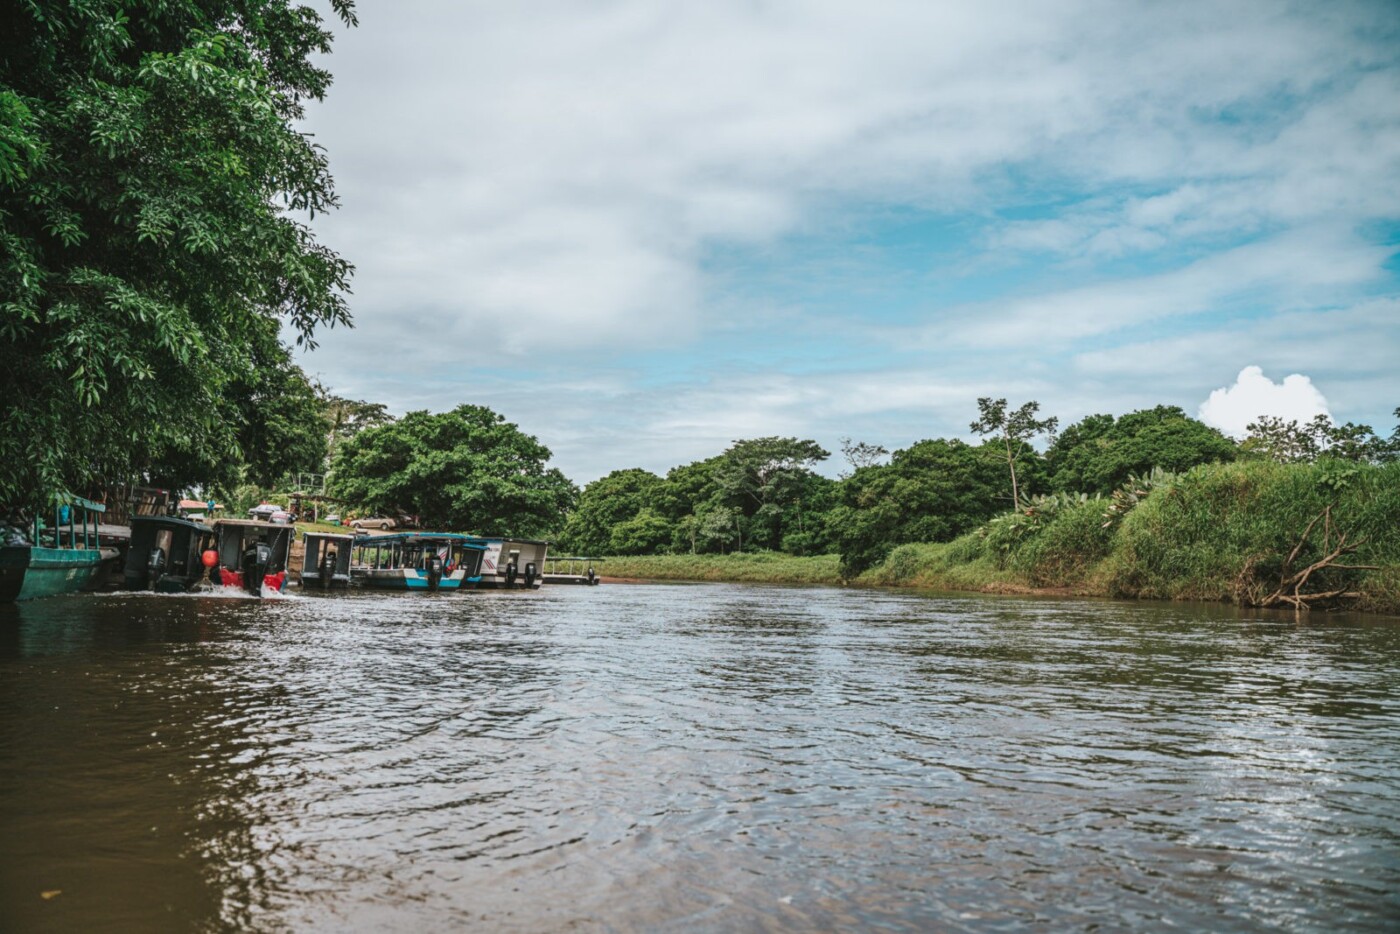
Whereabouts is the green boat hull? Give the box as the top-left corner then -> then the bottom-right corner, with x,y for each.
10,546 -> 105,602
0,545 -> 31,603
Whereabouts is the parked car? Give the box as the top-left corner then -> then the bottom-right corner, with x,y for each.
350,516 -> 396,531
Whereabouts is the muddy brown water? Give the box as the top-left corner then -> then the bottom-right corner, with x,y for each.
2,584 -> 1398,931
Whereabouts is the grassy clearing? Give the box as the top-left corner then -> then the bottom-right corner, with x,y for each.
295,520 -> 352,535
600,552 -> 844,585
861,460 -> 1400,614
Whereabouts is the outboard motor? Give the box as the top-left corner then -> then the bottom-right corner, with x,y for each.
319,546 -> 336,590
586,566 -> 597,585
524,561 -> 537,589
147,548 -> 167,591
241,542 -> 272,596
505,561 -> 518,587
427,552 -> 444,591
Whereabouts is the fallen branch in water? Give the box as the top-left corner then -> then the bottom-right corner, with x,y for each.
1245,505 -> 1379,611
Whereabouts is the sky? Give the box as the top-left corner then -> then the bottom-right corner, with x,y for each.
297,0 -> 1400,483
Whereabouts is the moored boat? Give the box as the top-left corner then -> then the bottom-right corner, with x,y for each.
123,514 -> 216,593
541,556 -> 603,586
300,532 -> 354,589
350,533 -> 487,592
1,498 -> 117,603
476,537 -> 548,589
210,519 -> 294,596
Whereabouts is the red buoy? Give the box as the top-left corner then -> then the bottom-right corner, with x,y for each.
201,549 -> 218,568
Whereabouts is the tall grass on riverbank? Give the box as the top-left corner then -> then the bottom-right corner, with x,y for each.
599,462 -> 1400,614
863,460 -> 1400,613
600,552 -> 844,585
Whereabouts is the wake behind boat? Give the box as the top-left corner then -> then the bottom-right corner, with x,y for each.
210,519 -> 294,596
124,514 -> 215,593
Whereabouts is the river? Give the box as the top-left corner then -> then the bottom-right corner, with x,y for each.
2,584 -> 1398,931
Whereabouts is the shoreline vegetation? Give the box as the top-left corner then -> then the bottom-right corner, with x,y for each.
5,6 -> 1398,626
601,460 -> 1400,616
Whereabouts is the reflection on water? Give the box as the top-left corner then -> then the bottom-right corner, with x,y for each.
2,586 -> 1399,931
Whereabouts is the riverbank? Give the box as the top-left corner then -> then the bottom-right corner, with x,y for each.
603,461 -> 1400,615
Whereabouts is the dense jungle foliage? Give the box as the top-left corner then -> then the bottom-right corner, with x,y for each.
1,0 -> 357,510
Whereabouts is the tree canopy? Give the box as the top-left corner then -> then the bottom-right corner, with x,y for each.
828,438 -> 1009,576
711,437 -> 830,551
1,0 -> 356,509
317,386 -> 393,469
558,468 -> 664,555
1242,414 -> 1392,464
1047,405 -> 1237,494
328,405 -> 577,537
971,398 -> 1058,507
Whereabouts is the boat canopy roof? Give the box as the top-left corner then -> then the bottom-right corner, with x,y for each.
357,532 -> 487,550
304,531 -> 356,543
213,519 -> 291,530
132,514 -> 212,534
478,536 -> 551,546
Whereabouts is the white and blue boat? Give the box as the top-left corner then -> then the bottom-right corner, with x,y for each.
351,533 -> 487,592
476,537 -> 549,589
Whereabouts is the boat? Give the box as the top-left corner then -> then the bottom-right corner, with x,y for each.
209,519 -> 294,596
123,514 -> 216,593
350,533 -> 487,592
541,556 -> 604,586
0,497 -> 119,603
300,531 -> 354,589
476,537 -> 549,589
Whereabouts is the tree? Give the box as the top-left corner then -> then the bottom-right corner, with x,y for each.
778,470 -> 839,555
317,385 -> 393,468
650,457 -> 723,519
830,438 -> 1007,576
1,1 -> 356,511
1386,407 -> 1400,463
712,437 -> 830,551
558,468 -> 664,555
1243,414 -> 1386,463
608,509 -> 673,556
838,437 -> 889,478
1047,406 -> 1237,494
970,398 -> 1058,507
328,405 -> 577,537
698,506 -> 744,554
225,327 -> 328,488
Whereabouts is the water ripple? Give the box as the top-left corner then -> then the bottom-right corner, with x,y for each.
2,585 -> 1399,931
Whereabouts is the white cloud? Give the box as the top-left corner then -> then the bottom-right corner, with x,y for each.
305,1 -> 1400,364
288,0 -> 1400,479
1198,366 -> 1331,438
